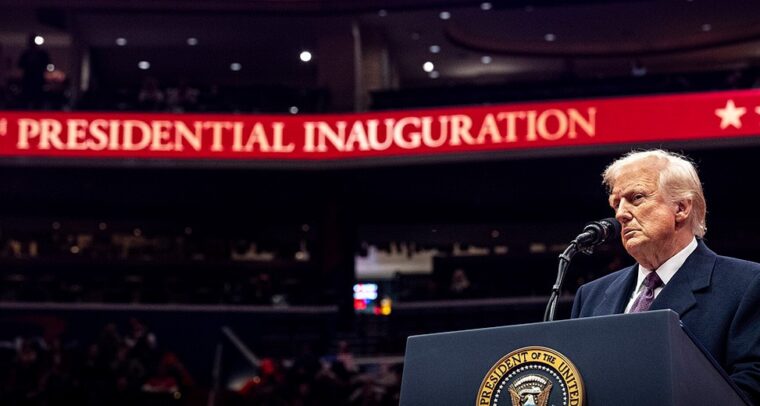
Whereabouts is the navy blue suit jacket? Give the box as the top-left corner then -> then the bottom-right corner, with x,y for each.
571,240 -> 760,404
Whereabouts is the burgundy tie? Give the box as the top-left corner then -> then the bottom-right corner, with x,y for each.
629,272 -> 663,313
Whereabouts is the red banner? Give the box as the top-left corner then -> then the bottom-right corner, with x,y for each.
1,89 -> 760,162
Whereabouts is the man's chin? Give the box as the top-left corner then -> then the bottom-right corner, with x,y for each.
623,238 -> 645,256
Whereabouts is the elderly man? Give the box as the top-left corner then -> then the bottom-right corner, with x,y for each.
571,149 -> 760,403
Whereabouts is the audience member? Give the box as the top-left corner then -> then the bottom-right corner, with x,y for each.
137,77 -> 165,111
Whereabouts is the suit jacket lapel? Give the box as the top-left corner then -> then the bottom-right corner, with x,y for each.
650,240 -> 715,317
594,265 -> 638,315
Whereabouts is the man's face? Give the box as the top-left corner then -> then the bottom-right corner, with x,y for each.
608,162 -> 678,263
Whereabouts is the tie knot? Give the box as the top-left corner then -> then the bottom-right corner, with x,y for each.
643,272 -> 663,289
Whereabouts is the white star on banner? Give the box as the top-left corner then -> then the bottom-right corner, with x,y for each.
0,118 -> 6,136
715,99 -> 746,129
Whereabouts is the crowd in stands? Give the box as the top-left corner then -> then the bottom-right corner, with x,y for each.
0,220 -> 325,305
0,67 -> 328,113
0,218 -> 631,307
0,219 -> 626,306
0,318 -> 197,406
0,269 -> 293,305
0,317 -> 401,406
224,342 -> 401,406
2,44 -> 760,113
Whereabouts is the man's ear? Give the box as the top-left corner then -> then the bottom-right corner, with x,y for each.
675,199 -> 693,224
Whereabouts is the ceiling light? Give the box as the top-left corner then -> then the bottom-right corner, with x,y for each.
138,61 -> 150,70
289,106 -> 299,114
429,71 -> 440,79
378,9 -> 388,17
187,37 -> 199,46
230,62 -> 242,71
46,64 -> 55,72
481,55 -> 492,64
34,35 -> 44,46
701,23 -> 712,32
429,45 -> 441,54
544,33 -> 556,42
480,2 -> 492,10
439,11 -> 451,20
300,50 -> 312,62
423,61 -> 435,72
115,37 -> 127,46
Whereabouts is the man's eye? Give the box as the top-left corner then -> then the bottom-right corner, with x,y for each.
633,194 -> 644,202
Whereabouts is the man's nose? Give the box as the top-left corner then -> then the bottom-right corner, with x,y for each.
615,200 -> 632,223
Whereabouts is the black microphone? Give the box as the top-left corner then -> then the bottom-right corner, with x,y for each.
574,218 -> 621,248
543,217 -> 622,322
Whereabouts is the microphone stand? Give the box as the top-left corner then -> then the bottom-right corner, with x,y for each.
543,239 -> 588,322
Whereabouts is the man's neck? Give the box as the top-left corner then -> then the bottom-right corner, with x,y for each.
638,232 -> 695,271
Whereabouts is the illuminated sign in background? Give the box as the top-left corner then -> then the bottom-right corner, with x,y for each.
0,90 -> 758,163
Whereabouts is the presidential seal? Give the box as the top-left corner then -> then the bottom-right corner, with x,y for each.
476,346 -> 584,406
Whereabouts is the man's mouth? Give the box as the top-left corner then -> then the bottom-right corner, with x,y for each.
623,229 -> 638,238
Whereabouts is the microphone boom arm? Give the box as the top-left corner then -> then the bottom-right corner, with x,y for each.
543,240 -> 581,322
543,218 -> 620,322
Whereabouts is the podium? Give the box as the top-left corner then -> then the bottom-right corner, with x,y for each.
400,310 -> 748,405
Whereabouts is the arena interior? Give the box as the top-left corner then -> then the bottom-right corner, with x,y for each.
1,0 -> 760,405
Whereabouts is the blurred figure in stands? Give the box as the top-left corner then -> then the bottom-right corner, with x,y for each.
38,338 -> 76,406
109,344 -> 146,406
9,337 -> 42,405
18,34 -> 50,109
142,352 -> 192,405
448,268 -> 474,298
166,79 -> 199,112
125,318 -> 158,370
250,272 -> 274,304
238,357 -> 287,405
137,77 -> 165,111
335,340 -> 358,373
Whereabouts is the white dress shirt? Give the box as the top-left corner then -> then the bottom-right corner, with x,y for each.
624,237 -> 698,313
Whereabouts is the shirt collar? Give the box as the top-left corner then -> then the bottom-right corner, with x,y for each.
635,237 -> 698,288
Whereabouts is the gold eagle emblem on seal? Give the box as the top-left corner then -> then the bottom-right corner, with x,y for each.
476,346 -> 584,406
